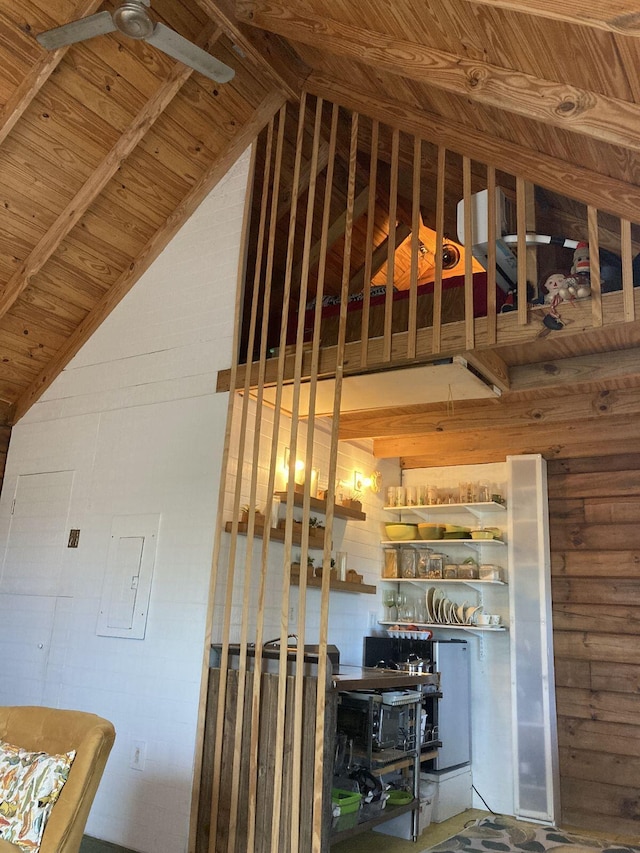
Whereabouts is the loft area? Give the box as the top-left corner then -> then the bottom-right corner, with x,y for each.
237,96 -> 640,372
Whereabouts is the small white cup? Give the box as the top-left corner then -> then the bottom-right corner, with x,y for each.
476,614 -> 491,626
489,614 -> 501,627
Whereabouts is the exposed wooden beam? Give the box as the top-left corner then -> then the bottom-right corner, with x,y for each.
375,414 -> 640,466
10,89 -> 287,424
510,347 -> 640,391
195,0 -> 309,101
0,25 -> 227,325
430,0 -> 640,37
237,1 -> 640,155
0,0 -> 104,147
235,0 -> 638,41
304,73 -> 640,225
340,381 -> 640,442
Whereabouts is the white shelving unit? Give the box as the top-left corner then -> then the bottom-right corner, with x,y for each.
382,500 -> 507,516
380,501 -> 510,654
378,620 -> 506,634
380,537 -> 506,550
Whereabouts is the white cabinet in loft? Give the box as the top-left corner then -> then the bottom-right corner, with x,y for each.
97,514 -> 160,639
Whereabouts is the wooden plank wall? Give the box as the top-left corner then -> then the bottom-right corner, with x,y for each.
197,668 -> 336,853
549,454 -> 640,835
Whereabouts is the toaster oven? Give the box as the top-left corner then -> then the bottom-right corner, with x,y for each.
337,690 -> 420,753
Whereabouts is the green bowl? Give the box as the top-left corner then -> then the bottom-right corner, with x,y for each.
385,523 -> 419,541
387,790 -> 413,805
418,523 -> 445,540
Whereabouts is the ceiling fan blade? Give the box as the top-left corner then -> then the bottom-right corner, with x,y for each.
145,22 -> 235,83
36,11 -> 116,50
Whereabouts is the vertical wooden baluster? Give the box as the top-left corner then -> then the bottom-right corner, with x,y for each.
588,205 -> 602,327
407,135 -> 421,360
486,166 -> 497,345
225,114 -> 276,853
432,146 -> 445,355
621,218 -> 635,323
270,93 -> 308,853
383,127 -> 399,361
312,109 -> 358,853
463,156 -> 474,349
516,176 -> 528,326
307,105 -> 339,853
203,133 -> 261,853
360,120 -> 379,368
288,94 -> 324,853
246,104 -> 289,853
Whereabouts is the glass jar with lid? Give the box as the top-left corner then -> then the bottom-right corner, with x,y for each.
400,547 -> 417,578
383,547 -> 399,578
427,552 -> 444,578
415,547 -> 432,578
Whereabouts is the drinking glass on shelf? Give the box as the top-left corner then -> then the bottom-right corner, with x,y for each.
395,485 -> 406,507
386,486 -> 396,507
400,600 -> 415,623
405,485 -> 417,506
459,481 -> 476,503
382,589 -> 397,622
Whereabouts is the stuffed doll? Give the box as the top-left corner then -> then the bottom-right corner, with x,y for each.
569,241 -> 591,298
539,270 -> 571,330
571,241 -> 590,278
541,272 -> 570,304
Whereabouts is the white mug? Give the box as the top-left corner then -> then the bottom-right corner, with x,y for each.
489,614 -> 501,626
476,614 -> 491,626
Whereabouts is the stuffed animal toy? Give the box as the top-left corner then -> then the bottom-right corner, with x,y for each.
539,270 -> 575,330
569,241 -> 591,299
541,271 -> 570,304
572,241 -> 590,278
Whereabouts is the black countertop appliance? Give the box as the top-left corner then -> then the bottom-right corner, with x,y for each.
363,636 -> 471,771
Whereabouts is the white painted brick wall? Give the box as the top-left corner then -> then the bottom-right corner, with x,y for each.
0,149 -> 252,853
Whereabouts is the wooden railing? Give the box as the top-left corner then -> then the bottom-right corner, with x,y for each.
217,94 -> 640,394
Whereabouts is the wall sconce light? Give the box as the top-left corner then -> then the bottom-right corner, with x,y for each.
353,470 -> 382,494
284,447 -> 305,485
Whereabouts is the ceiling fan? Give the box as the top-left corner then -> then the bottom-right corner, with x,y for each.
36,0 -> 235,84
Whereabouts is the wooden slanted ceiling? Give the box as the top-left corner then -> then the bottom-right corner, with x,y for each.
2,0 -> 640,441
0,0 -> 305,438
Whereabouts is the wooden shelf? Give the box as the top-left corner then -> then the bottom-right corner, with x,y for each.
291,575 -> 376,594
224,521 -> 325,549
330,799 -> 417,844
275,491 -> 366,521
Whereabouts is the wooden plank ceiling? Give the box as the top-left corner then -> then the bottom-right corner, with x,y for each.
3,0 -> 640,439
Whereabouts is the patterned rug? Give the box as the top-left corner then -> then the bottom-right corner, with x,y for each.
423,815 -> 640,853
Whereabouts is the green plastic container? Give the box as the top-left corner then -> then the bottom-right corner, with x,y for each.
387,789 -> 413,806
331,788 -> 361,815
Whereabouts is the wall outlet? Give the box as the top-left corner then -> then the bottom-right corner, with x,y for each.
130,739 -> 146,771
